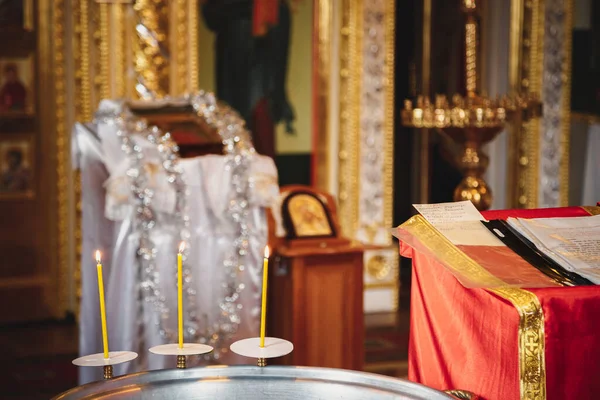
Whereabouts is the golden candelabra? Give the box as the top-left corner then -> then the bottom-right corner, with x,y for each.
402,0 -> 541,210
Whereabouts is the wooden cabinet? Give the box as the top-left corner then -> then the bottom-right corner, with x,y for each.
267,186 -> 365,371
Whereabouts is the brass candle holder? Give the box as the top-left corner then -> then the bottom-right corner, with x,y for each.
103,365 -> 114,380
72,351 -> 138,381
402,0 -> 541,210
149,343 -> 213,369
230,337 -> 294,368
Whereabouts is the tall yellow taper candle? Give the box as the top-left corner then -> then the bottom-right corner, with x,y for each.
178,242 -> 185,349
95,251 -> 110,359
259,245 -> 270,347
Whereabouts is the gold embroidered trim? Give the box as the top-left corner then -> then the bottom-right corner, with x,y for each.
489,288 -> 546,400
581,206 -> 600,216
401,215 -> 505,287
400,215 -> 546,399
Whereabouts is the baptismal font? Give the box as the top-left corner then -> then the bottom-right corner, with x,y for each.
402,0 -> 541,210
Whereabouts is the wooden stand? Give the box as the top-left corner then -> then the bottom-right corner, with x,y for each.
267,186 -> 365,371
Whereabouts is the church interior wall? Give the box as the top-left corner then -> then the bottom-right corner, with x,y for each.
0,0 -> 591,322
0,1 -> 598,395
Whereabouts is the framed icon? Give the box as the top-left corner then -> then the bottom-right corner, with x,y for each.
282,190 -> 336,239
0,55 -> 34,115
0,132 -> 34,199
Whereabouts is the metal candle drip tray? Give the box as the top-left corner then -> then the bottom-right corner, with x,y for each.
54,366 -> 454,399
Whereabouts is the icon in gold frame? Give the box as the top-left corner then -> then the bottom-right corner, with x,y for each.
282,191 -> 336,239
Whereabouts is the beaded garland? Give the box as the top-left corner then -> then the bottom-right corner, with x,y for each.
94,91 -> 257,360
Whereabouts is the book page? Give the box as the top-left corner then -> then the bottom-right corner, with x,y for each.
413,201 -> 487,223
413,201 -> 504,246
509,215 -> 600,283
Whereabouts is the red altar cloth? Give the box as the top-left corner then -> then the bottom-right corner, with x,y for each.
403,206 -> 600,400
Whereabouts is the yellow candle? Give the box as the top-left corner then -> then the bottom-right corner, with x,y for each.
259,245 -> 270,347
95,251 -> 110,359
178,242 -> 184,349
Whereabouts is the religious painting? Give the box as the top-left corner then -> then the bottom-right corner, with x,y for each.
198,0 -> 313,162
0,0 -> 32,31
0,56 -> 34,114
0,133 -> 34,198
282,191 -> 335,238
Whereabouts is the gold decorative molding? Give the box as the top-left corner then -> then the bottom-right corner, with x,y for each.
571,112 -> 600,125
113,3 -> 126,97
383,0 -> 395,239
332,0 -> 397,311
171,0 -> 187,95
52,0 -> 70,319
508,0 -> 543,208
313,0 -> 333,192
99,2 -> 110,100
133,0 -> 170,98
508,0 -> 574,209
312,0 -> 395,246
77,0 -> 93,121
366,255 -> 391,281
187,0 -> 199,92
337,0 -> 362,237
559,0 -> 573,207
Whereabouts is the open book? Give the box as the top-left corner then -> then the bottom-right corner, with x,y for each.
507,215 -> 600,284
397,201 -> 597,288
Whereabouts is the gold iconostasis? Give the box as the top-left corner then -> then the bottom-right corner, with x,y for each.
0,0 -> 589,324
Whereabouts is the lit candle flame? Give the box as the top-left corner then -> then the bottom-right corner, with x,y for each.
264,245 -> 270,259
95,250 -> 102,264
178,241 -> 185,254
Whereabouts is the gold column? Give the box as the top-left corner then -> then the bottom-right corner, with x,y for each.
337,0 -> 363,236
113,4 -> 126,96
383,0 -> 395,235
508,0 -> 573,208
99,2 -> 110,99
559,0 -> 573,207
507,0 -> 544,209
77,0 -> 93,121
314,0 -> 333,192
187,0 -> 199,92
171,0 -> 188,95
336,0 -> 398,312
48,0 -> 69,318
133,0 -> 170,98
